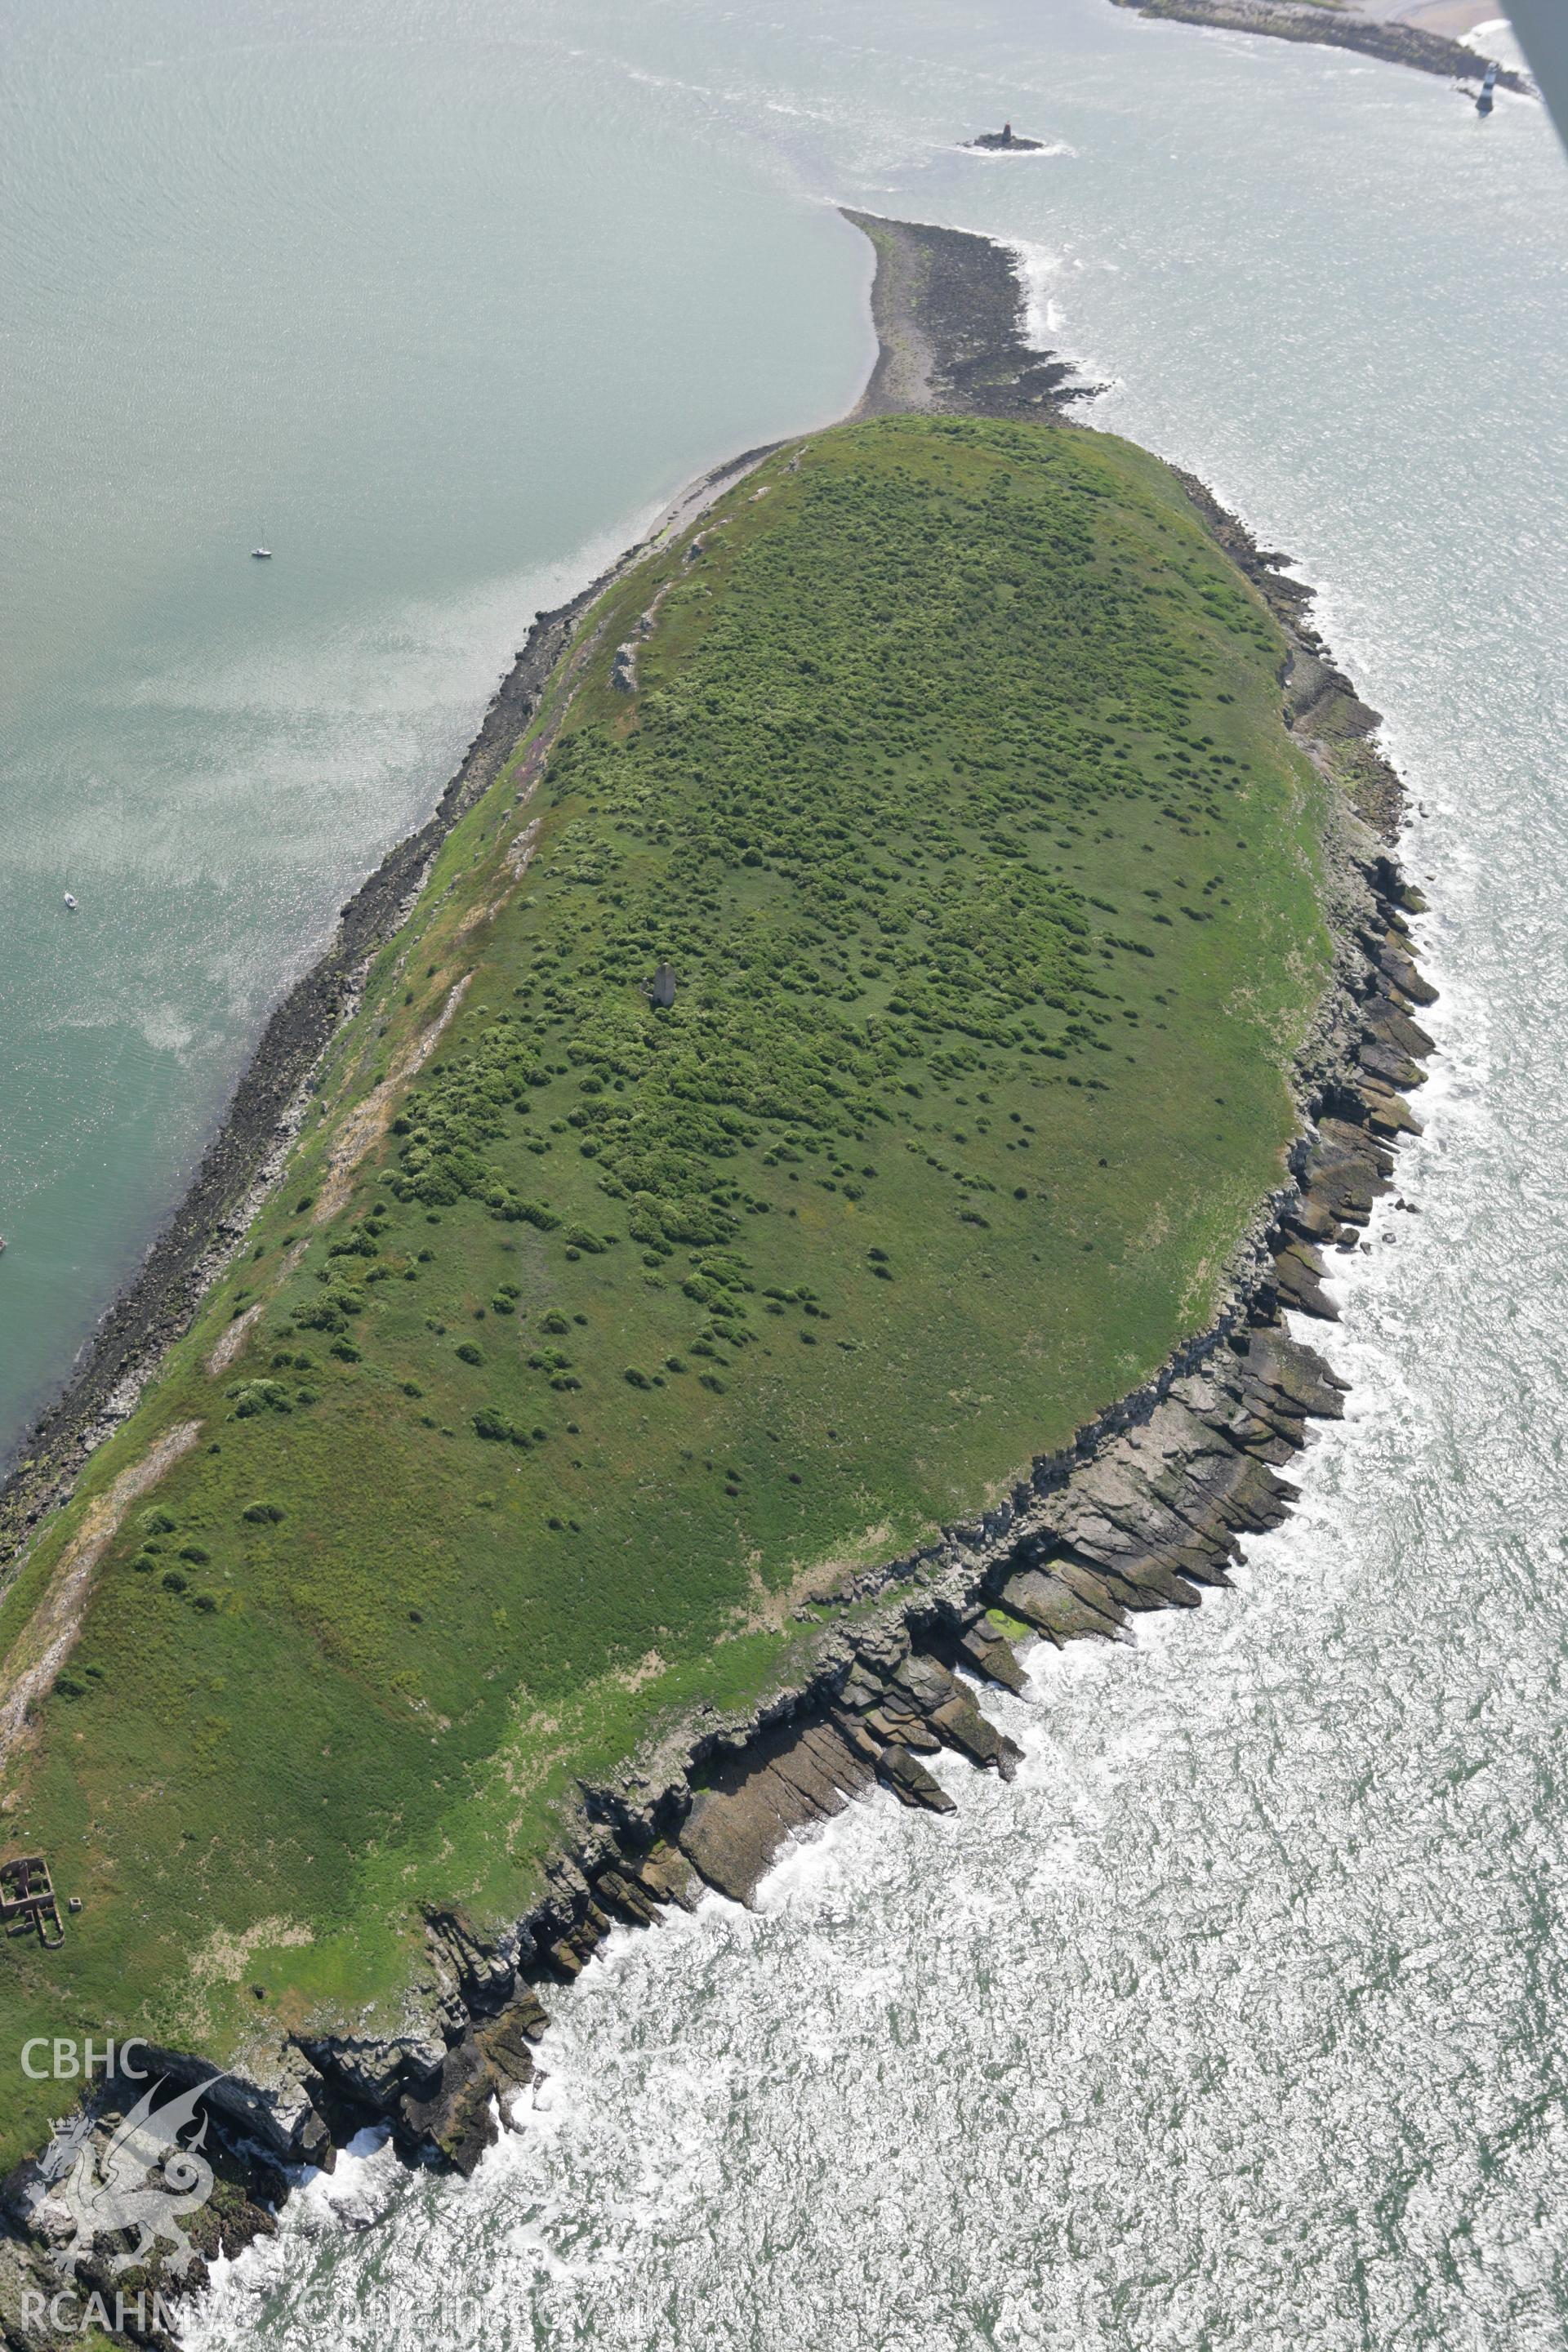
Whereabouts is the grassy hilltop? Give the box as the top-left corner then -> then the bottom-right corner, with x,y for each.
0,414 -> 1330,2167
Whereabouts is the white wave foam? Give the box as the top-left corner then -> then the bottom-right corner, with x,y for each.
1007,236 -> 1119,394
962,140 -> 1076,161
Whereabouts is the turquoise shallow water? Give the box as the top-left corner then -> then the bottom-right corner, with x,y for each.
9,0 -> 1568,2344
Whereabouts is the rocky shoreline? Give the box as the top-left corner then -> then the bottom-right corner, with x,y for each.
845,209 -> 1095,425
1,218 -> 1439,2342
1108,0 -> 1526,93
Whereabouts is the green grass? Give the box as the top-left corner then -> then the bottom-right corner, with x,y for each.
0,415 -> 1330,2167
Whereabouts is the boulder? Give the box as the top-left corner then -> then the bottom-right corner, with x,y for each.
1281,1195 -> 1338,1244
956,1624 -> 1028,1695
1300,1120 -> 1391,1225
1358,1039 -> 1424,1092
632,1843 -> 701,1912
679,1718 -> 871,1904
1051,1556 -> 1131,1626
1240,1328 -> 1347,1420
927,1691 -> 1022,1779
1362,996 -> 1435,1061
1379,947 -> 1438,1006
1273,1241 -> 1339,1321
479,2005 -> 541,2091
889,1653 -> 958,1713
1000,1566 -> 1122,1644
1360,1085 -> 1423,1138
397,2038 -> 501,2177
595,1869 -> 659,1928
876,1745 -> 956,1813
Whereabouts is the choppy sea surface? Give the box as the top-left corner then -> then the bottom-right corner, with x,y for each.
7,0 -> 1568,2343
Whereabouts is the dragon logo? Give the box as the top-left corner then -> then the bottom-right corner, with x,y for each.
38,2074 -> 222,2280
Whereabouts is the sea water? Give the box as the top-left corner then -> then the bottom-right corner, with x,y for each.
7,0 -> 1568,2343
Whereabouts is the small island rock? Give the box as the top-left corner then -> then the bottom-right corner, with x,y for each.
964,121 -> 1045,152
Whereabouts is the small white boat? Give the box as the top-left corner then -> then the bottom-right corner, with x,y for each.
63,893 -> 78,911
251,547 -> 273,560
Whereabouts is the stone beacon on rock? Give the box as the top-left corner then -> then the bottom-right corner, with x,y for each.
964,120 -> 1045,151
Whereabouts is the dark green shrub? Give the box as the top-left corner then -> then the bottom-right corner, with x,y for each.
162,1570 -> 189,1593
456,1343 -> 483,1367
231,1379 -> 293,1417
474,1405 -> 532,1447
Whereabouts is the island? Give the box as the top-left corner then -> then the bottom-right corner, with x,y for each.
0,212 -> 1434,2323
1108,0 -> 1526,95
